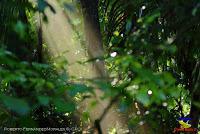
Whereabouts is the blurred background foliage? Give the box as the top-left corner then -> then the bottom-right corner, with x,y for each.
0,0 -> 199,133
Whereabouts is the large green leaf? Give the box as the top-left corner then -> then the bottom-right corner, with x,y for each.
68,84 -> 93,97
53,98 -> 76,113
0,95 -> 30,115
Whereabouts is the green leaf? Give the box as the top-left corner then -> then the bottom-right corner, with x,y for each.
37,0 -> 56,14
157,90 -> 166,101
113,31 -> 119,36
14,21 -> 26,39
68,84 -> 92,97
126,19 -> 132,31
136,90 -> 150,106
0,95 -> 30,115
192,4 -> 200,16
144,10 -> 160,24
37,96 -> 50,106
53,98 -> 76,113
37,0 -> 48,12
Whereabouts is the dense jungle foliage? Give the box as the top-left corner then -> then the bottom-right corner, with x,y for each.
0,0 -> 199,133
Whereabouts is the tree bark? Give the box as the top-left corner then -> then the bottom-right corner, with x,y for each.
190,61 -> 200,129
80,0 -> 128,133
80,0 -> 106,77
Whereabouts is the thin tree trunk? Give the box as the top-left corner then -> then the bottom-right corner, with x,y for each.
190,61 -> 200,129
80,0 -> 128,133
80,0 -> 106,77
37,14 -> 43,63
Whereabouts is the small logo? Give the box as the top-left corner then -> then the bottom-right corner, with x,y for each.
173,117 -> 198,133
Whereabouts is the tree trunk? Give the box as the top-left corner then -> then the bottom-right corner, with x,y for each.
39,0 -> 128,133
80,0 -> 128,133
190,61 -> 200,129
80,0 -> 106,77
